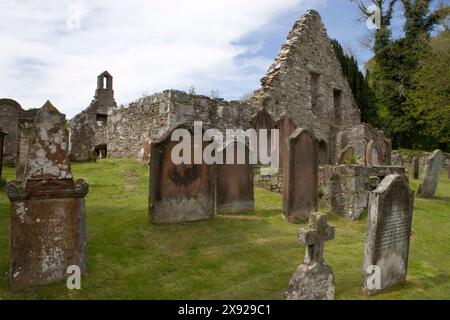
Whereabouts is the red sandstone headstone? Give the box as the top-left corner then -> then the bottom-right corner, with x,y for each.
6,101 -> 89,292
276,114 -> 297,177
150,125 -> 215,224
252,108 -> 275,166
283,128 -> 319,223
216,141 -> 254,214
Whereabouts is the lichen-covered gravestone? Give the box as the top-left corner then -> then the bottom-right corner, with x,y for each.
150,125 -> 215,224
417,149 -> 444,198
6,101 -> 89,292
216,141 -> 254,214
286,213 -> 335,300
283,128 -> 318,223
363,174 -> 414,295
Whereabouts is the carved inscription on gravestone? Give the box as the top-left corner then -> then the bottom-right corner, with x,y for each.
363,174 -> 414,295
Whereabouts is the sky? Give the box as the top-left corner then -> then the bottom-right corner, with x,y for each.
0,0 -> 437,118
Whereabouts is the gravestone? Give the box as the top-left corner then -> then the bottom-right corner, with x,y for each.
417,149 -> 444,198
216,141 -> 254,214
365,140 -> 380,166
276,114 -> 297,174
0,127 -> 6,180
150,125 -> 216,224
286,213 -> 335,300
413,157 -> 420,180
283,128 -> 318,223
363,174 -> 414,295
6,101 -> 89,292
335,145 -> 354,165
252,108 -> 275,167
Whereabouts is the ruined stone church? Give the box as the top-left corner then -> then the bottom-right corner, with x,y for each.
1,10 -> 392,203
67,10 -> 390,184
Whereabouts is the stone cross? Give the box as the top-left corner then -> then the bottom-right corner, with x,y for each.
298,213 -> 335,265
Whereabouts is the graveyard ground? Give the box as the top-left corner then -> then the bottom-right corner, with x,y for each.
0,158 -> 449,300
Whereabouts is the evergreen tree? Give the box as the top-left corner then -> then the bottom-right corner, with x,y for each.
331,39 -> 377,125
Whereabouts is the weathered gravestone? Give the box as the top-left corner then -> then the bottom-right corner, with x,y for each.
276,113 -> 297,175
413,157 -> 420,180
0,127 -> 6,180
150,125 -> 216,224
335,145 -> 355,165
216,140 -> 254,214
363,174 -> 414,295
365,140 -> 380,166
283,128 -> 318,223
286,213 -> 335,300
417,149 -> 444,198
6,101 -> 89,292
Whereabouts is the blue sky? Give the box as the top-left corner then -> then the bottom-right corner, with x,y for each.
0,0 -> 444,117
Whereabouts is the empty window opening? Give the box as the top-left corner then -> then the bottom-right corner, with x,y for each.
95,145 -> 107,159
96,114 -> 107,127
318,140 -> 328,165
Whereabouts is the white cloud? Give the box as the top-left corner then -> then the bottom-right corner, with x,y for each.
0,0 -> 324,117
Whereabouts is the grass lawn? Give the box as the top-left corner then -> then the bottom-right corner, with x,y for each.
0,158 -> 449,300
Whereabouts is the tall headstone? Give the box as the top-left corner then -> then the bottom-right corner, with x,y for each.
286,213 -> 335,300
413,157 -> 420,180
363,174 -> 414,295
150,125 -> 216,224
365,140 -> 380,166
6,101 -> 89,292
276,114 -> 297,173
0,127 -> 6,180
216,141 -> 254,214
417,149 -> 444,198
284,128 -> 318,223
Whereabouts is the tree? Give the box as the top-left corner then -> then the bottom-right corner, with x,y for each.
350,0 -> 398,52
331,39 -> 377,124
406,29 -> 450,151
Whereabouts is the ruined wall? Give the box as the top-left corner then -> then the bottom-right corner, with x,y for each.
319,165 -> 406,220
0,99 -> 23,165
337,123 -> 392,165
69,72 -> 117,161
252,10 -> 361,164
107,90 -> 256,161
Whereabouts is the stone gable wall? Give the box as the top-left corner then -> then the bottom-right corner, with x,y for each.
253,10 -> 361,164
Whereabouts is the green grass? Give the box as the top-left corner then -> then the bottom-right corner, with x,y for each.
0,158 -> 449,300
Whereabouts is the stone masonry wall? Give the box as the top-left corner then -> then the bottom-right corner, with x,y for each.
107,90 -> 256,161
252,10 -> 361,164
